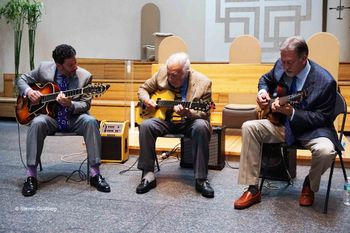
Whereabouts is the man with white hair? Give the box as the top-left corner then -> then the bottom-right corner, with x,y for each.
136,52 -> 214,198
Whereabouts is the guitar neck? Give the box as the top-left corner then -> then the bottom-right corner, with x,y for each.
40,88 -> 85,103
157,100 -> 202,109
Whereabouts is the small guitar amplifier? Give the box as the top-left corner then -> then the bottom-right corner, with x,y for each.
180,127 -> 225,170
100,121 -> 129,163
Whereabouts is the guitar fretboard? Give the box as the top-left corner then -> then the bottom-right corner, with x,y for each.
40,88 -> 85,103
157,100 -> 205,110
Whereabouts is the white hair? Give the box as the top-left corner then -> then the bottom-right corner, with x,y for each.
166,52 -> 190,72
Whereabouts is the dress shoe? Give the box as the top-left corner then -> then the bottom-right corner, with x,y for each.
299,185 -> 314,206
90,174 -> 111,192
234,191 -> 261,209
22,176 -> 38,197
195,179 -> 214,198
136,178 -> 156,194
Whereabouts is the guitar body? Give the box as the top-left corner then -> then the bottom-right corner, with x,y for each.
260,83 -> 306,125
16,83 -> 59,125
135,90 -> 175,125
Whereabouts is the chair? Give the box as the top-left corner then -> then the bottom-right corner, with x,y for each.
260,91 -> 348,213
157,35 -> 188,63
38,132 -> 90,184
229,35 -> 261,64
154,133 -> 185,172
223,35 -> 261,136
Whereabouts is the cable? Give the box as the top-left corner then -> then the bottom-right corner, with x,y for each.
17,122 -> 27,169
225,157 -> 239,169
40,158 -> 88,183
119,157 -> 139,175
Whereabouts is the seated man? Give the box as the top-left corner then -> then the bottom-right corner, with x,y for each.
234,36 -> 341,209
136,52 -> 214,198
17,44 -> 111,196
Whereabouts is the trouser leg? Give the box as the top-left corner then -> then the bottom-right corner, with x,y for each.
301,137 -> 336,192
137,118 -> 171,172
238,119 -> 285,185
26,115 -> 57,166
70,114 -> 101,166
185,119 -> 211,179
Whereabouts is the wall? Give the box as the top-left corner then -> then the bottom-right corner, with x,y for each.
0,0 -> 205,91
0,0 -> 349,92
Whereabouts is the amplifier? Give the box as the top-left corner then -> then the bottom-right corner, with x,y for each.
260,143 -> 296,181
100,120 -> 129,163
180,127 -> 225,170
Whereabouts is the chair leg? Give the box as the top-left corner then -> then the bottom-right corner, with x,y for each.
39,159 -> 43,171
338,153 -> 348,182
260,144 -> 271,191
324,159 -> 335,214
155,154 -> 160,172
280,147 -> 293,186
87,157 -> 90,184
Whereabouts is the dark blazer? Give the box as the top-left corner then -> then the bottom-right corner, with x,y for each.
258,59 -> 342,151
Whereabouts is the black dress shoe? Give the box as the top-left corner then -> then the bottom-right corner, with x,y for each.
195,179 -> 214,198
90,174 -> 111,192
136,178 -> 156,194
22,176 -> 38,197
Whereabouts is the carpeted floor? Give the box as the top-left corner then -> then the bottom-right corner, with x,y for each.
0,119 -> 350,233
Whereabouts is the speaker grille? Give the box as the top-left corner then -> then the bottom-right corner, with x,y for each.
180,127 -> 225,170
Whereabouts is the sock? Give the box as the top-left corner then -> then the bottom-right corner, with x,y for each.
26,165 -> 37,178
248,185 -> 259,195
303,175 -> 310,187
90,166 -> 100,177
143,171 -> 155,182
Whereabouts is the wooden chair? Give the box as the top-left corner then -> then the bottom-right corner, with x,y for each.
229,35 -> 261,64
158,36 -> 188,64
260,91 -> 348,214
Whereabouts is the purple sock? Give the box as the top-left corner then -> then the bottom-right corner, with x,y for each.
90,166 -> 100,177
26,165 -> 37,178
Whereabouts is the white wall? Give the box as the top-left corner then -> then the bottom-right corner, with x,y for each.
0,0 -> 205,77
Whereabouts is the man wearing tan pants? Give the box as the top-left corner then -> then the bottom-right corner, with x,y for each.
234,36 -> 341,209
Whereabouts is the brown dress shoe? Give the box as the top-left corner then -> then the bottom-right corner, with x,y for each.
234,191 -> 261,209
299,185 -> 314,206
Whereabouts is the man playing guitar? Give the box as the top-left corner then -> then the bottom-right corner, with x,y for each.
17,44 -> 110,196
233,36 -> 341,209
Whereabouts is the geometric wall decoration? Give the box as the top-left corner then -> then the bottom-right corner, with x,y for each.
206,0 -> 322,62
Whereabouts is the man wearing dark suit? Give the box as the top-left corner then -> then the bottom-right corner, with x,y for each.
234,36 -> 341,209
136,52 -> 214,198
17,44 -> 110,196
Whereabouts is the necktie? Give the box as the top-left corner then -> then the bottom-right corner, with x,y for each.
56,77 -> 69,132
285,77 -> 297,145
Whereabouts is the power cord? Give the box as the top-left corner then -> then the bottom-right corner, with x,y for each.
119,157 -> 140,175
17,122 -> 27,169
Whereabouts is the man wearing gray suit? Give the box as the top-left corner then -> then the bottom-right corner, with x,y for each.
17,44 -> 110,196
136,52 -> 214,198
234,36 -> 341,209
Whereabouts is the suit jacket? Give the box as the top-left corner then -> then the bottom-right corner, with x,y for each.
17,61 -> 92,115
258,59 -> 342,151
138,66 -> 212,120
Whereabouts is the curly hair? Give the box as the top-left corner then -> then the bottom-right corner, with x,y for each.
52,44 -> 76,64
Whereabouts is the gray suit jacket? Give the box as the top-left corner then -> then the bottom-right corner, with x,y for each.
138,66 -> 212,120
17,61 -> 92,115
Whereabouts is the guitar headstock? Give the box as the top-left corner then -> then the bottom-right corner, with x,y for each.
84,83 -> 110,97
193,100 -> 216,113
